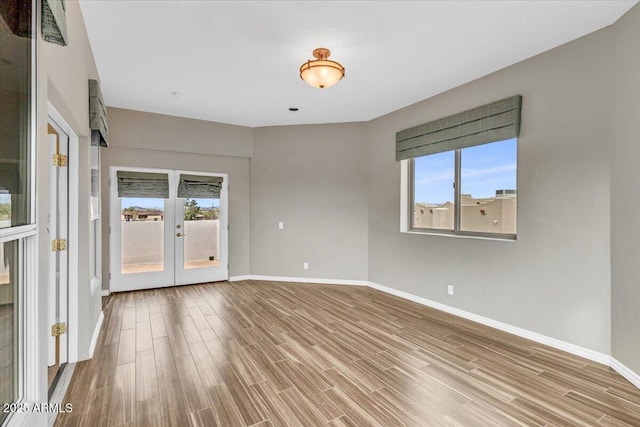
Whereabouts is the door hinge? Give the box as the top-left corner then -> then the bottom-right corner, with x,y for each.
51,322 -> 67,337
52,153 -> 68,167
51,239 -> 67,251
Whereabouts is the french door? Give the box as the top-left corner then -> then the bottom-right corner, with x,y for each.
109,167 -> 228,292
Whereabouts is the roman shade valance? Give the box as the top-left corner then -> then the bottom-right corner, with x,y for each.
117,171 -> 169,199
42,0 -> 67,46
89,79 -> 109,147
395,95 -> 522,161
177,174 -> 223,199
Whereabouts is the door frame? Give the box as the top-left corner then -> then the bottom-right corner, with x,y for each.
109,166 -> 229,292
46,119 -> 69,367
47,104 -> 80,363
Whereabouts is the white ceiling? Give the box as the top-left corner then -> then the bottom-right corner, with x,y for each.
79,1 -> 636,128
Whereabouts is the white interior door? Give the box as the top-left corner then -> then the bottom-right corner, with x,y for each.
110,167 -> 228,292
47,120 -> 68,368
174,171 -> 228,285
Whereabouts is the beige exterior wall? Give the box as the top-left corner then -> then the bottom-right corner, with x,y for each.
414,195 -> 516,234
119,220 -> 219,266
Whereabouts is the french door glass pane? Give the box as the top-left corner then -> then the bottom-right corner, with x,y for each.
460,138 -> 517,234
183,198 -> 220,269
0,1 -> 33,229
0,240 -> 19,424
121,198 -> 165,274
413,151 -> 455,230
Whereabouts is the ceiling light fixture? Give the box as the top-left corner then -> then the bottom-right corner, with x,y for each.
299,48 -> 345,89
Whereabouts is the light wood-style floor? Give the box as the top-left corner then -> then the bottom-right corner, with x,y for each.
55,280 -> 640,426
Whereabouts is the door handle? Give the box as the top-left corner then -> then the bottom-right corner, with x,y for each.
176,232 -> 186,237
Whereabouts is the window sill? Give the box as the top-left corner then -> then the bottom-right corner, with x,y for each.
403,228 -> 516,242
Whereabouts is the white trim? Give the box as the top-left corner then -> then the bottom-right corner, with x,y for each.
229,275 -> 253,282
400,159 -> 409,232
100,289 -> 111,297
0,224 -> 37,241
88,311 -> 104,358
610,357 -> 640,389
366,281 -> 611,365
229,274 -> 368,286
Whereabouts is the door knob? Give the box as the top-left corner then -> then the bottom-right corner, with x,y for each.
176,224 -> 181,229
176,232 -> 185,237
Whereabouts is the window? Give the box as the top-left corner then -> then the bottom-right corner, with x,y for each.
410,138 -> 517,238
90,144 -> 101,294
0,1 -> 35,424
397,95 -> 521,240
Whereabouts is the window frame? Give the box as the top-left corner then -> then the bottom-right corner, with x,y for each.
402,141 -> 517,241
0,1 -> 38,424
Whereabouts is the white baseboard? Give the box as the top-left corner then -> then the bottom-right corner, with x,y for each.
610,357 -> 640,389
367,281 -> 611,365
100,289 -> 110,297
229,275 -> 253,282
229,274 -> 368,286
88,311 -> 104,358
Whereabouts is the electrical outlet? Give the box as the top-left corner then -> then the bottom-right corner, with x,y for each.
303,262 -> 309,270
447,285 -> 454,295
278,222 -> 284,230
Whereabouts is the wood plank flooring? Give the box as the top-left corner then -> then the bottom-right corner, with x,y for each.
55,280 -> 640,426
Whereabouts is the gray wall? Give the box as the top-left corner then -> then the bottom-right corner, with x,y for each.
101,108 -> 252,283
610,5 -> 640,374
251,124 -> 369,280
366,28 -> 612,353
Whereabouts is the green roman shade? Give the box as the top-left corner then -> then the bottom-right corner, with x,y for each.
42,0 -> 67,46
396,95 -> 522,161
177,174 -> 223,199
89,79 -> 109,147
117,171 -> 169,198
